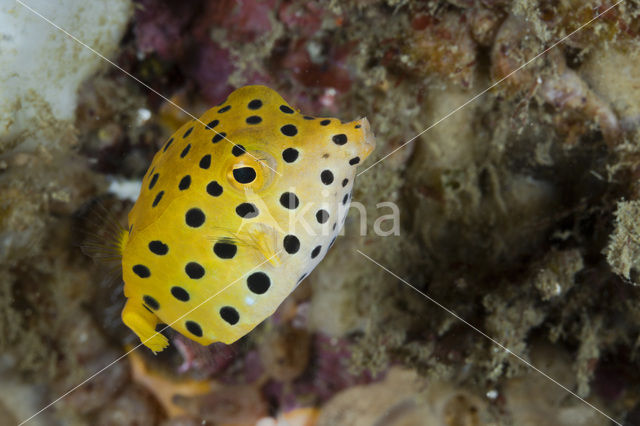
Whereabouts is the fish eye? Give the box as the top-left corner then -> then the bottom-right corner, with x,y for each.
232,166 -> 257,184
225,149 -> 275,192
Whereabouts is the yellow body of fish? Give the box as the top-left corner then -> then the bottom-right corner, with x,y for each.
120,85 -> 375,352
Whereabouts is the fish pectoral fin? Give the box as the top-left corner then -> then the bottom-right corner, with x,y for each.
122,299 -> 168,354
243,223 -> 282,266
211,222 -> 282,266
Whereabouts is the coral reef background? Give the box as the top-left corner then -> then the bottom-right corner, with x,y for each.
2,0 -> 640,424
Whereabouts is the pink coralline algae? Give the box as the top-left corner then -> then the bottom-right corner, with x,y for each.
173,334 -> 236,376
134,0 -> 199,60
132,0 -> 354,110
280,40 -> 353,93
197,0 -> 276,43
274,3 -> 353,114
187,0 -> 277,103
263,333 -> 381,412
132,0 -> 277,105
278,1 -> 326,38
182,40 -> 236,105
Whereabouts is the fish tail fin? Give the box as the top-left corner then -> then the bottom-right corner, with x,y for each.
75,197 -> 128,272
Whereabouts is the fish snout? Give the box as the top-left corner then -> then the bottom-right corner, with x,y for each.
355,117 -> 376,160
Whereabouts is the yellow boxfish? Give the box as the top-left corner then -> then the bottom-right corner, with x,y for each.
118,85 -> 375,352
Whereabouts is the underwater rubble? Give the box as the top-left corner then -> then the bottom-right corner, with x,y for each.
2,0 -> 640,424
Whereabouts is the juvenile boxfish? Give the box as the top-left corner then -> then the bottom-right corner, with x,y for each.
117,85 -> 375,352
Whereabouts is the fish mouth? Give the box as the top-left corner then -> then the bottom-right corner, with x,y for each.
357,117 -> 376,159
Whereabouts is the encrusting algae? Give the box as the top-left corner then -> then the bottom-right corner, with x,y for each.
116,85 -> 375,352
